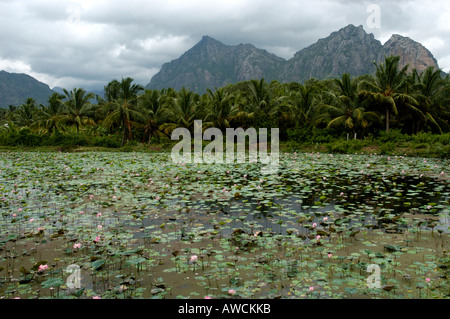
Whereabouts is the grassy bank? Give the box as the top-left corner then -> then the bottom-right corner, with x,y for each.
0,135 -> 449,159
0,126 -> 448,157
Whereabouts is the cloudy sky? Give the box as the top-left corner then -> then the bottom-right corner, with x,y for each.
0,0 -> 449,91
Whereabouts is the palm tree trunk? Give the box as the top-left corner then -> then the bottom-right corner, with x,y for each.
121,118 -> 131,146
121,123 -> 128,146
386,108 -> 390,133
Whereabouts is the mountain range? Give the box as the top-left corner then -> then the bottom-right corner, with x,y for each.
0,24 -> 442,107
0,74 -> 103,108
0,70 -> 55,108
146,24 -> 441,92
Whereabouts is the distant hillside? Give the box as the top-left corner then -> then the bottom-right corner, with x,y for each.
146,36 -> 286,93
378,34 -> 440,74
283,25 -> 383,83
146,24 -> 442,93
0,70 -> 55,108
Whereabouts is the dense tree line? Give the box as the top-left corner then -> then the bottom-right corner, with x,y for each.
1,56 -> 449,148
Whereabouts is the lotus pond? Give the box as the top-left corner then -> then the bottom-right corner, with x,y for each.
0,151 -> 449,299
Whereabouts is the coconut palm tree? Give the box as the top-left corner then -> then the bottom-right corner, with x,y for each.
228,91 -> 255,129
359,55 -> 419,133
283,83 -> 321,129
202,87 -> 236,132
138,89 -> 167,143
34,92 -> 66,134
159,87 -> 200,134
9,98 -> 39,128
410,66 -> 449,133
245,78 -> 273,116
61,88 -> 96,133
267,83 -> 295,131
102,77 -> 144,146
104,79 -> 121,103
319,74 -> 381,138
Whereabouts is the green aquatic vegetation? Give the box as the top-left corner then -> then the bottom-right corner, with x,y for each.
0,151 -> 448,299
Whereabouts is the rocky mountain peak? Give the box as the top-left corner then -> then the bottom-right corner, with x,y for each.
378,34 -> 439,73
146,36 -> 284,92
287,24 -> 382,82
146,25 -> 442,92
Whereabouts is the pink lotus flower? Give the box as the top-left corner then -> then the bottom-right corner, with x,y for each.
96,213 -> 102,217
426,278 -> 431,283
204,296 -> 212,299
94,236 -> 100,242
97,225 -> 103,229
228,289 -> 236,295
309,286 -> 314,292
92,296 -> 101,299
73,243 -> 82,249
38,264 -> 49,272
190,255 -> 198,263
327,253 -> 333,258
312,223 -> 317,228
316,235 -> 321,241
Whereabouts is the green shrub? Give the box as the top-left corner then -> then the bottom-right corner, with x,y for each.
2,128 -> 42,147
435,144 -> 450,158
378,141 -> 395,155
378,129 -> 407,143
287,127 -> 337,144
437,133 -> 450,145
92,135 -> 121,148
325,138 -> 364,154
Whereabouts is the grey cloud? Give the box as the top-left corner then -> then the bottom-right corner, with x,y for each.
0,0 -> 448,91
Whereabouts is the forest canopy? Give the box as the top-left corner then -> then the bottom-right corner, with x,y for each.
1,56 -> 449,155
